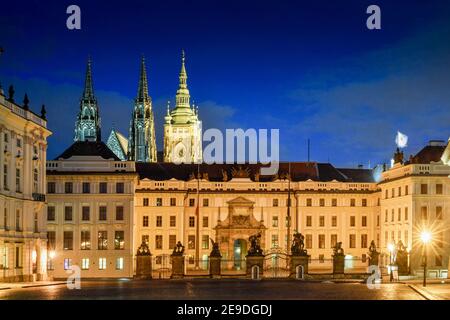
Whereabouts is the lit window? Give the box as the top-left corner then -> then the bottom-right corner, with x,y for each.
64,258 -> 72,270
81,258 -> 89,270
98,258 -> 107,270
116,257 -> 124,270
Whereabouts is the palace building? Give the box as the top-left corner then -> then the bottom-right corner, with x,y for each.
0,84 -> 51,282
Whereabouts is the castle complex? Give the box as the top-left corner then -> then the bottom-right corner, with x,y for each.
1,53 -> 450,282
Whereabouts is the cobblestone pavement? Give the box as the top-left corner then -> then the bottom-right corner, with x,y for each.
0,279 -> 426,300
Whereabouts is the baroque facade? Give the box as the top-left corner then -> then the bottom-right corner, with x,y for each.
0,84 -> 51,282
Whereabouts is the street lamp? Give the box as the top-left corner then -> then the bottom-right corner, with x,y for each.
387,243 -> 395,282
420,231 -> 432,287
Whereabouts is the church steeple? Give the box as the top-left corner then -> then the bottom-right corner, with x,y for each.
127,55 -> 157,162
136,55 -> 150,103
175,49 -> 190,110
74,57 -> 101,142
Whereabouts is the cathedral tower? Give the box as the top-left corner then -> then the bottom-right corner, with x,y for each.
74,57 -> 101,142
128,56 -> 157,162
163,50 -> 202,163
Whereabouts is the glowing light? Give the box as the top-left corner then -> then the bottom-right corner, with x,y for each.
31,250 -> 37,263
395,131 -> 408,148
49,250 -> 56,259
420,231 -> 432,244
387,243 -> 395,252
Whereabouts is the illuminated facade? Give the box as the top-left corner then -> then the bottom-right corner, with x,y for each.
0,85 -> 51,282
163,51 -> 202,164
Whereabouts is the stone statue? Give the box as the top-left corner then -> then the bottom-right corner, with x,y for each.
333,242 -> 344,257
247,232 -> 263,256
209,238 -> 221,257
291,231 -> 307,256
172,241 -> 185,256
395,240 -> 408,274
368,240 -> 379,266
136,241 -> 151,256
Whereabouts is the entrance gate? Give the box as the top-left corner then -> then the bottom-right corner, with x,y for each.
263,250 -> 290,278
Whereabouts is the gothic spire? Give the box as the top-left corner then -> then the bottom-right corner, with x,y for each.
82,56 -> 95,101
174,49 -> 190,111
136,55 -> 150,103
178,49 -> 188,90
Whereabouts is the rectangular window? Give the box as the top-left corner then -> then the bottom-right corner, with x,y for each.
405,207 -> 408,220
350,216 -> 355,227
189,216 -> 195,227
319,216 -> 325,227
350,199 -> 355,207
98,258 -> 106,270
170,216 -> 176,227
203,199 -> 209,207
155,235 -> 163,249
3,164 -> 8,190
405,231 -> 408,246
82,182 -> 90,194
188,235 -> 195,249
435,255 -> 443,267
273,199 -> 279,207
202,235 -> 210,249
143,216 -> 149,227
156,198 -> 162,207
362,199 -> 367,207
436,184 -> 443,195
99,182 -> 107,194
391,209 -> 394,222
81,258 -> 89,270
16,138 -> 21,148
64,206 -> 73,221
405,185 -> 409,195
306,198 -> 312,207
63,231 -> 73,250
349,234 -> 356,248
189,199 -> 195,207
385,189 -> 388,199
361,234 -> 368,248
306,216 -> 312,227
142,235 -> 149,244
116,257 -> 124,270
272,216 -> 279,227
156,216 -> 162,227
115,231 -> 125,250
65,182 -> 73,194
47,182 -> 56,194
47,231 -> 56,250
398,187 -> 402,197
319,199 -> 325,207
421,184 -> 428,194
362,216 -> 367,227
15,168 -> 21,192
385,210 -> 388,222
391,188 -> 395,198
116,182 -> 124,194
64,258 -> 72,270
398,208 -> 401,221
99,206 -> 107,221
82,206 -> 90,221
170,198 -> 176,206
305,234 -> 312,249
169,235 -> 177,249
377,215 -> 380,227
15,210 -> 20,231
436,206 -> 443,220
318,234 -> 325,249
332,199 -> 337,207
331,234 -> 338,248
98,231 -> 108,250
116,206 -> 124,221
47,206 -> 55,221
202,216 -> 209,228
81,231 -> 91,250
332,216 -> 337,227
421,206 -> 428,220
271,235 -> 279,248
143,198 -> 149,206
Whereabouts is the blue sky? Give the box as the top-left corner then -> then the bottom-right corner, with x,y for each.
1,0 -> 450,166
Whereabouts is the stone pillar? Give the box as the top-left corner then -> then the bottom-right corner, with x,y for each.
246,255 -> 264,279
171,255 -> 185,279
333,255 -> 345,274
209,256 -> 221,279
290,255 -> 309,279
135,242 -> 152,279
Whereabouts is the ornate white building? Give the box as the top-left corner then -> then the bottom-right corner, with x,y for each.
0,84 -> 51,282
163,51 -> 202,164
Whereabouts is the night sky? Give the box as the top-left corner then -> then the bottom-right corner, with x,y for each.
1,0 -> 450,167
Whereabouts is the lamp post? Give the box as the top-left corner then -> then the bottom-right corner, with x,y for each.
387,243 -> 395,282
420,231 -> 431,287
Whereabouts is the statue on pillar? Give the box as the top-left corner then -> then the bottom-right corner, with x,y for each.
172,241 -> 185,256
368,240 -> 379,266
247,232 -> 263,256
291,232 -> 308,256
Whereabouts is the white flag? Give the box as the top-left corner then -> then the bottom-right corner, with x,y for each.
395,131 -> 408,148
